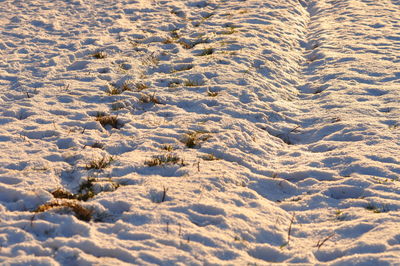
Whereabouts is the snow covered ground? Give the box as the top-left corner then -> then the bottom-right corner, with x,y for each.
0,0 -> 399,264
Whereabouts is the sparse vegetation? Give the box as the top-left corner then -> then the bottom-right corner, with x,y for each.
164,38 -> 175,45
316,233 -> 335,250
121,81 -> 133,92
51,183 -> 93,202
92,51 -> 106,59
106,82 -> 132,95
201,153 -> 219,161
107,84 -> 121,95
161,144 -> 174,152
182,131 -> 212,148
85,155 -> 114,170
365,202 -> 389,213
170,29 -> 180,39
145,154 -> 184,167
197,48 -> 214,56
168,80 -> 182,88
179,41 -> 194,49
51,188 -> 76,200
76,177 -> 96,201
95,113 -> 123,129
334,209 -> 347,221
135,82 -> 149,90
52,176 -> 118,203
179,38 -> 209,49
35,201 -> 93,222
220,26 -> 237,35
280,213 -> 296,249
151,186 -> 169,203
139,93 -> 161,104
31,166 -> 49,171
142,53 -> 159,66
313,88 -> 324,94
207,89 -> 218,97
184,79 -> 205,87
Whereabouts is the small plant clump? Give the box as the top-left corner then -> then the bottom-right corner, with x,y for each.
139,93 -> 161,104
170,29 -> 180,39
168,81 -> 181,88
51,186 -> 93,202
121,81 -> 133,92
365,203 -> 381,213
161,144 -> 174,152
107,82 -> 132,95
51,188 -> 76,200
135,82 -> 149,90
220,26 -> 237,35
92,51 -> 107,59
162,38 -> 175,44
107,84 -> 121,95
182,131 -> 211,148
179,41 -> 194,49
76,177 -> 96,201
334,209 -> 347,221
179,38 -> 209,49
207,89 -> 218,97
142,53 -> 159,66
95,113 -> 123,129
52,176 -> 118,203
85,155 -> 114,170
35,201 -> 93,222
184,79 -> 205,87
365,202 -> 389,213
145,154 -> 184,167
201,153 -> 219,161
197,48 -> 214,56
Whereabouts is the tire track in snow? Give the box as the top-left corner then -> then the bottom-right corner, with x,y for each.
268,0 -> 400,263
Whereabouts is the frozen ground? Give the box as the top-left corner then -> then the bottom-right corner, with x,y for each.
0,0 -> 399,264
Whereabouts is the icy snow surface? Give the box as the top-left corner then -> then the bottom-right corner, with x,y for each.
0,0 -> 400,264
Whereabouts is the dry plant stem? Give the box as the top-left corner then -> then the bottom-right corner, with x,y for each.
281,212 -> 296,248
287,212 -> 295,243
316,232 -> 335,250
161,186 -> 168,203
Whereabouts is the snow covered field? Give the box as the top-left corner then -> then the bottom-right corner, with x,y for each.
0,0 -> 399,264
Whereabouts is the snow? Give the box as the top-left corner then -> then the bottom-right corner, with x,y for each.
0,0 -> 399,264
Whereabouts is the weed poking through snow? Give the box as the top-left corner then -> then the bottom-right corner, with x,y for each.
207,89 -> 218,97
139,93 -> 161,104
161,144 -> 174,151
35,201 -> 93,222
135,82 -> 149,91
184,79 -> 205,87
197,48 -> 214,56
95,113 -> 123,129
85,155 -> 114,170
92,51 -> 106,59
145,154 -> 185,167
201,153 -> 219,161
182,131 -> 212,148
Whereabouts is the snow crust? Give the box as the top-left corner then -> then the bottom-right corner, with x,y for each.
0,0 -> 399,264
